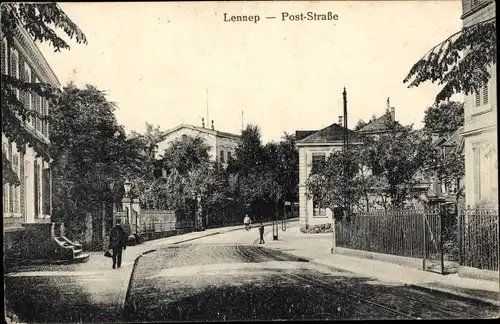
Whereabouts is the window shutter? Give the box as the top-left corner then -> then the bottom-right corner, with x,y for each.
45,101 -> 50,137
475,91 -> 481,107
3,143 -> 9,213
1,39 -> 6,76
13,154 -> 19,213
482,86 -> 488,105
36,94 -> 42,131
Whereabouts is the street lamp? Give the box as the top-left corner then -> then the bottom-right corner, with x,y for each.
191,191 -> 197,231
124,179 -> 131,198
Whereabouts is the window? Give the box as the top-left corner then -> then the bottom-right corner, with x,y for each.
313,199 -> 327,217
475,85 -> 489,108
220,150 -> 225,163
12,153 -> 20,214
311,153 -> 326,174
10,48 -> 19,99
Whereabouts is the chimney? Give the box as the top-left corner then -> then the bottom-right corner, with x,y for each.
386,97 -> 390,111
338,115 -> 343,126
211,120 -> 214,130
202,117 -> 205,128
390,107 -> 395,122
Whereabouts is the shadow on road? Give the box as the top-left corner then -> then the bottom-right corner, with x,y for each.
123,245 -> 499,322
5,275 -> 122,323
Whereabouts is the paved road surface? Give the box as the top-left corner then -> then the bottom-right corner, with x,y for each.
123,228 -> 498,321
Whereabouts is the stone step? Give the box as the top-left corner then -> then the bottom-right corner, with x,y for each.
74,253 -> 90,263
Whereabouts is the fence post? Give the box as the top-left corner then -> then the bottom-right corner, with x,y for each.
458,206 -> 463,266
440,206 -> 445,275
331,216 -> 336,254
422,212 -> 427,271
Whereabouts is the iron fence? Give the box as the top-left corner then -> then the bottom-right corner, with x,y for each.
459,207 -> 499,271
335,208 -> 443,271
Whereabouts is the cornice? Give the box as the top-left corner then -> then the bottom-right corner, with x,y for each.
461,0 -> 493,20
11,26 -> 60,88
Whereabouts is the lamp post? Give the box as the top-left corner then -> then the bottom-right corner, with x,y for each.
123,179 -> 133,234
191,191 -> 197,231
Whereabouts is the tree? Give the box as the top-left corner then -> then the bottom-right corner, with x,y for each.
307,118 -> 438,212
50,84 -> 139,230
306,147 -> 372,213
422,101 -> 464,137
160,135 -> 211,176
228,124 -> 265,175
1,3 -> 87,183
404,17 -> 496,102
354,120 -> 368,131
362,124 -> 436,209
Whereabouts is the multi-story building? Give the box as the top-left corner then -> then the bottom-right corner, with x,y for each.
156,119 -> 241,169
2,26 -> 58,228
295,117 -> 362,232
461,0 -> 498,206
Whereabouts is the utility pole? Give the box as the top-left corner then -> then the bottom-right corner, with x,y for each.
343,87 -> 350,217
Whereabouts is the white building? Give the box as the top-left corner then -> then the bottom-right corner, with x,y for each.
2,26 -> 59,228
156,119 -> 241,169
461,0 -> 498,206
295,120 -> 362,232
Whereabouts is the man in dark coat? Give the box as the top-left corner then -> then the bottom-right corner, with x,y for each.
109,219 -> 127,269
259,222 -> 265,244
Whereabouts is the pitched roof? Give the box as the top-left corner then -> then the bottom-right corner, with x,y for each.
295,130 -> 317,141
297,123 -> 360,144
357,112 -> 400,134
165,124 -> 240,141
443,126 -> 464,147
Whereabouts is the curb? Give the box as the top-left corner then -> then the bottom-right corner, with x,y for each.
171,231 -> 221,245
119,229 -> 228,320
304,257 -> 500,308
406,283 -> 500,308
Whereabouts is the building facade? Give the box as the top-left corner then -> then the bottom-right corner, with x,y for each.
2,26 -> 59,228
156,119 -> 241,169
295,121 -> 362,232
461,0 -> 498,206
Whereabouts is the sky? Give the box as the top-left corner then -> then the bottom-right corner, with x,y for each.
38,1 -> 464,143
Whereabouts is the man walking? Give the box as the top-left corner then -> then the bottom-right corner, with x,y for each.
259,222 -> 265,244
243,214 -> 251,230
109,219 -> 127,269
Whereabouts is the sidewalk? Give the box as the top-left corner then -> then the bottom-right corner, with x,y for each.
5,220 -> 299,322
260,225 -> 500,307
4,224 -> 247,322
